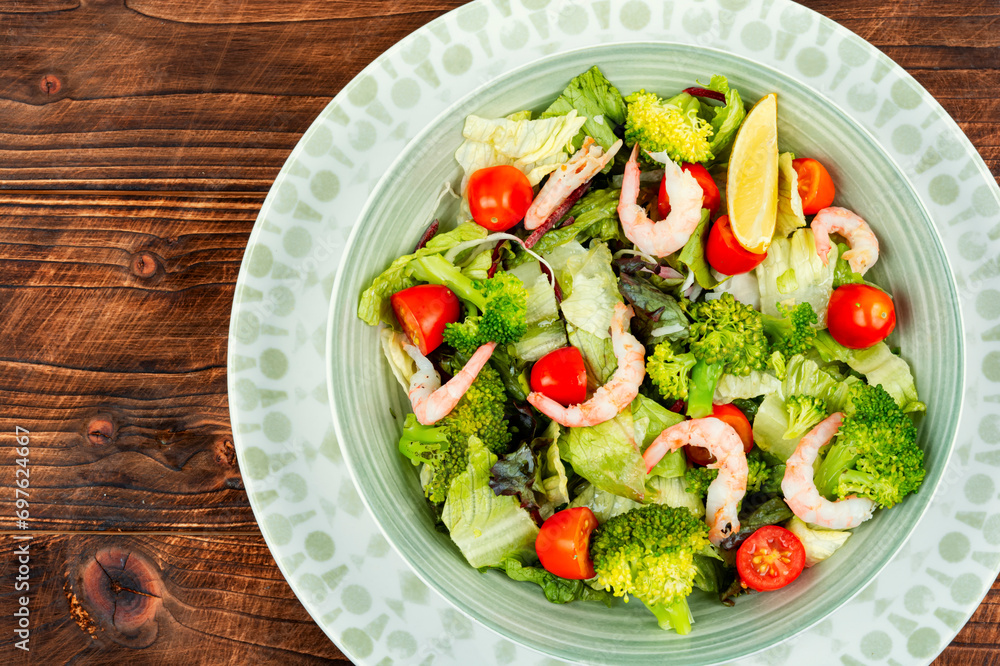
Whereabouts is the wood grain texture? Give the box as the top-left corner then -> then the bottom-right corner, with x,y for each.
0,192 -> 260,530
0,533 -> 347,662
0,0 -> 464,190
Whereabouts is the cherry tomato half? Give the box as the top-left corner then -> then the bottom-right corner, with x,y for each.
530,347 -> 587,407
658,162 -> 721,219
686,403 -> 754,466
736,525 -> 806,592
390,284 -> 461,355
536,507 -> 598,580
826,284 -> 896,349
792,158 -> 836,215
467,165 -> 534,232
705,215 -> 768,276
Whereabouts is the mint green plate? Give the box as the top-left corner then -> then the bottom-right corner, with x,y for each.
230,1 -> 1000,664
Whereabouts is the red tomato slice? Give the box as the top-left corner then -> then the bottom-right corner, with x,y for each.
705,215 -> 768,276
792,158 -> 836,215
530,347 -> 587,407
826,284 -> 896,349
736,525 -> 806,591
658,162 -> 721,219
467,165 -> 534,232
390,284 -> 461,355
686,403 -> 754,466
536,507 -> 598,580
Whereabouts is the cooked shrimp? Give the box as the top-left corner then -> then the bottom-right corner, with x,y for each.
617,144 -> 703,258
524,137 -> 623,229
811,206 -> 880,275
782,412 -> 875,529
642,417 -> 749,546
527,302 -> 644,427
404,341 -> 496,425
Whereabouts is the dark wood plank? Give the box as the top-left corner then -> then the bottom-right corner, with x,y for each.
0,532 -> 347,662
0,192 -> 258,530
0,0 -> 464,190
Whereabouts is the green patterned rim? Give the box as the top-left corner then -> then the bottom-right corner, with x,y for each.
228,1 -> 1000,664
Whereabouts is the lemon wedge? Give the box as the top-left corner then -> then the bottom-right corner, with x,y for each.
727,93 -> 778,254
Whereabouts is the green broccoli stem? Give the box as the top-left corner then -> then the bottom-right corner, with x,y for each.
813,440 -> 860,499
664,91 -> 701,119
687,360 -> 724,418
411,254 -> 487,311
398,414 -> 449,464
642,597 -> 693,634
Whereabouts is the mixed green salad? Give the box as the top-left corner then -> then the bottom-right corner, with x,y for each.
357,66 -> 926,633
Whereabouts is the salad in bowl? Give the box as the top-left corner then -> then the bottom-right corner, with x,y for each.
354,64 -> 928,634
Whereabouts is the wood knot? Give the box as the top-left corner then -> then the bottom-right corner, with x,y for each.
75,547 -> 162,647
87,417 -> 114,446
130,252 -> 158,279
39,74 -> 62,95
215,438 -> 236,468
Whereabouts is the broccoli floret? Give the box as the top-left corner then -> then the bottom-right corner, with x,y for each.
624,90 -> 714,164
683,450 -> 773,502
647,343 -> 697,402
762,302 -> 819,358
590,505 -> 710,634
411,254 -> 527,354
398,364 -> 511,503
683,293 -> 770,418
783,394 -> 828,440
813,383 -> 925,509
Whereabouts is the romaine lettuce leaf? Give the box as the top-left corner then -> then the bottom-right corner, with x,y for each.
843,341 -> 925,413
541,66 -> 628,153
558,242 -> 622,339
509,262 -> 568,362
703,75 -> 746,160
568,482 -> 642,523
776,152 -> 806,238
531,420 -> 570,519
785,516 -> 852,567
378,327 -> 418,390
631,394 -> 686,480
567,326 -> 617,386
358,222 -> 488,325
521,188 -> 621,260
558,407 -> 646,502
755,228 -> 836,326
678,209 -> 719,290
441,437 -> 540,568
714,370 -> 781,403
494,555 -> 614,605
752,355 -> 858,461
647,476 -> 706,519
455,111 -> 587,189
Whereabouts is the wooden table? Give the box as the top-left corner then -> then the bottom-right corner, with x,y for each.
0,0 -> 996,663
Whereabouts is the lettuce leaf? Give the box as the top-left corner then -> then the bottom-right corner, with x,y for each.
520,188 -> 621,261
785,517 -> 852,567
776,152 -> 806,238
358,222 -> 488,325
509,262 -> 568,362
844,341 -> 925,413
558,242 -> 622,340
531,420 -> 570,519
752,355 -> 858,461
378,327 -> 418,390
632,394 -> 686,480
714,370 -> 781,403
455,112 -> 587,189
647,476 -> 706,519
755,228 -> 836,326
541,66 -> 628,153
703,75 -> 746,160
568,482 -> 642,523
567,326 -> 617,386
494,555 -> 614,605
678,209 -> 718,289
558,407 -> 646,502
441,437 -> 540,568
